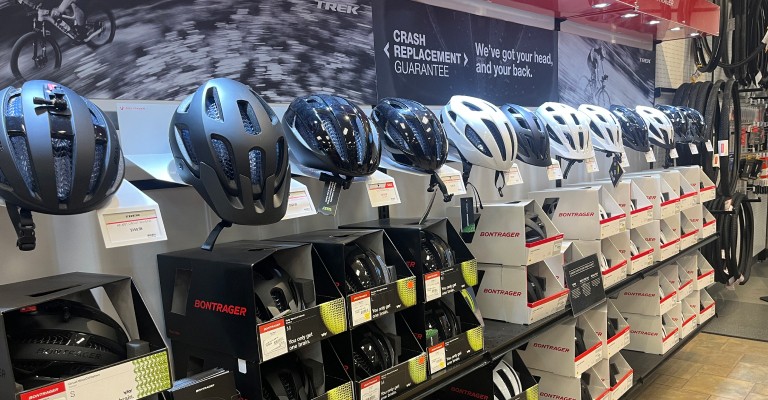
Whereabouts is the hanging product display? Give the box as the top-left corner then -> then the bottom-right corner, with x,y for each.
500,104 -> 551,167
610,105 -> 651,153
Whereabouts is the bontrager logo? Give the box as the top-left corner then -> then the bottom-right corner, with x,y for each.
195,384 -> 215,393
36,348 -> 101,359
194,299 -> 247,316
316,1 -> 359,14
533,343 -> 570,353
622,291 -> 655,297
631,329 -> 659,336
557,212 -> 595,217
479,231 -> 520,238
483,288 -> 522,297
449,387 -> 489,400
540,392 -> 576,400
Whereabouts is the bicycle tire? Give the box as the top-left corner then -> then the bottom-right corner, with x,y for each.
85,8 -> 116,49
10,32 -> 62,81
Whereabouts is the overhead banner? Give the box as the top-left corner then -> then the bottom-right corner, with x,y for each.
558,32 -> 655,108
0,0 -> 375,103
373,0 -> 557,105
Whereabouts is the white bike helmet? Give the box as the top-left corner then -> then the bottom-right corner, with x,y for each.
493,359 -> 522,399
578,104 -> 623,155
536,103 -> 595,161
635,106 -> 675,150
441,96 -> 517,172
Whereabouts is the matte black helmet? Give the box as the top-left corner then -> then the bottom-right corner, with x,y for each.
610,105 -> 650,152
253,258 -> 304,323
500,103 -> 551,167
0,80 -> 124,250
655,105 -> 690,144
170,78 -> 290,226
283,94 -> 381,182
262,354 -> 316,400
371,98 -> 447,173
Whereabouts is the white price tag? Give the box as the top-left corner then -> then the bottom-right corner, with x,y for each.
718,140 -> 729,156
645,151 -> 656,163
101,210 -> 161,244
689,143 -> 699,155
620,153 -> 630,168
428,343 -> 447,373
350,291 -> 372,326
669,148 -> 679,159
504,163 -> 524,185
258,319 -> 288,361
96,181 -> 167,249
705,141 -> 714,152
283,180 -> 316,220
360,376 -> 381,400
424,271 -> 442,302
437,166 -> 466,195
366,172 -> 401,207
547,158 -> 564,181
586,157 -> 599,173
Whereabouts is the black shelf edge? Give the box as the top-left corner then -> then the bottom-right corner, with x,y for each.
392,234 -> 719,400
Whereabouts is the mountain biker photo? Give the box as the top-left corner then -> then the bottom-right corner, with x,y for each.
50,0 -> 85,40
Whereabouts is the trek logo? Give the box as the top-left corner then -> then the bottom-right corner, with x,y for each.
631,329 -> 659,337
36,348 -> 102,360
450,387 -> 489,400
533,343 -> 570,353
557,212 -> 595,217
316,1 -> 359,14
622,291 -> 656,297
483,288 -> 522,297
193,299 -> 247,316
540,393 -> 576,400
406,260 -> 417,268
640,57 -> 652,64
479,231 -> 520,238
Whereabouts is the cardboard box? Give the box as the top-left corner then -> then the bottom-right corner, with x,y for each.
679,212 -> 700,249
530,367 -> 611,400
699,169 -> 717,202
611,229 -> 654,274
683,291 -> 700,325
622,311 -> 680,355
158,241 -> 348,362
447,199 -> 563,266
588,179 -> 655,229
700,289 -> 716,323
0,273 -> 172,400
672,166 -> 703,208
599,301 -> 631,360
435,350 -> 539,400
530,186 -> 627,240
611,272 -> 678,316
669,301 -> 698,339
609,353 -> 634,398
571,239 -> 628,289
547,240 -> 585,288
623,174 -> 679,219
519,316 -> 603,377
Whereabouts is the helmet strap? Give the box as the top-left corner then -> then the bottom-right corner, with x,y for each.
201,219 -> 233,251
561,159 -> 577,179
664,149 -> 674,168
7,205 -> 36,251
494,171 -> 506,197
460,156 -> 473,186
428,173 -> 453,202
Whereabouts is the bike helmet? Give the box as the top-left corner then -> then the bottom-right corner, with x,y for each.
635,106 -> 675,150
610,105 -> 650,153
262,355 -> 316,400
421,231 -> 456,272
535,102 -> 595,161
0,81 -> 124,251
493,359 -> 523,399
424,300 -> 460,342
345,243 -> 392,293
525,212 -> 547,243
607,317 -> 619,338
253,258 -> 304,323
170,78 -> 289,227
581,373 -> 594,400
527,272 -> 546,303
578,104 -> 623,155
500,104 -> 550,167
283,94 -> 380,185
676,106 -> 705,144
609,362 -> 621,387
6,299 -> 129,388
352,323 -> 396,378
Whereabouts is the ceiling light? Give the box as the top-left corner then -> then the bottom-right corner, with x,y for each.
690,32 -> 700,37
622,12 -> 639,18
592,2 -> 610,8
670,26 -> 682,31
649,20 -> 661,25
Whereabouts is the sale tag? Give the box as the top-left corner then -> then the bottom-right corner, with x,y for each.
360,376 -> 381,400
713,152 -> 720,167
366,171 -> 401,207
259,319 -> 288,361
586,157 -> 599,173
645,151 -> 656,163
350,291 -> 372,326
718,140 -> 729,156
504,163 -> 524,185
283,179 -> 316,220
547,158 -> 564,181
437,165 -> 467,195
689,143 -> 699,155
620,153 -> 630,168
705,141 -> 714,152
96,181 -> 167,249
428,342 -> 447,373
424,271 -> 442,302
670,148 -> 679,159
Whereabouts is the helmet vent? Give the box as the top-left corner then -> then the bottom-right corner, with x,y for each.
554,116 -> 566,125
108,150 -> 124,194
448,111 -> 458,121
465,125 -> 490,157
547,126 -> 563,145
211,137 -> 236,181
279,372 -> 299,399
274,137 -> 287,187
52,138 -> 74,201
175,126 -> 200,168
10,136 -> 38,195
390,102 -> 404,110
89,142 -> 106,194
482,119 -> 507,161
205,88 -> 222,121
238,101 -> 261,135
590,122 -> 604,139
5,93 -> 24,134
387,125 -> 408,149
516,117 -> 529,130
463,102 -> 482,112
571,114 -> 580,125
249,148 -> 263,189
319,113 -> 348,162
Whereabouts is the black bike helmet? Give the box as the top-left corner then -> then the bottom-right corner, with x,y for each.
677,106 -> 706,144
610,105 -> 651,153
0,81 -> 124,251
526,272 -> 546,303
262,354 -> 316,400
424,300 -> 460,343
525,212 -> 547,243
500,104 -> 551,167
253,258 -> 304,323
283,94 -> 381,185
574,326 -> 587,355
345,243 -> 392,293
421,231 -> 456,273
170,78 -> 290,227
655,105 -> 689,144
6,299 -> 129,389
352,323 -> 396,378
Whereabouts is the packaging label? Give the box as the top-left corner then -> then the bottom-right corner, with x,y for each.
620,153 -> 630,168
284,181 -> 317,219
359,376 -> 381,400
645,151 -> 656,163
689,143 -> 699,155
669,148 -> 679,159
366,178 -> 401,207
718,140 -> 729,156
259,319 -> 288,360
439,166 -> 467,195
630,205 -> 654,228
424,271 -> 442,302
504,163 -> 524,185
547,158 -> 564,180
705,141 -> 714,152
586,157 -> 599,173
428,342 -> 447,373
350,291 -> 373,326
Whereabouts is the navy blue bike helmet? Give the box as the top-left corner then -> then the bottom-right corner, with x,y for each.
501,103 -> 551,167
610,105 -> 651,152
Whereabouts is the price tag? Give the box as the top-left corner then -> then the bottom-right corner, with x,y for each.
437,166 -> 466,195
705,141 -> 714,152
547,158 -> 564,181
713,152 -> 720,167
258,319 -> 288,361
283,180 -> 316,220
718,140 -> 729,156
689,143 -> 699,155
504,163 -> 524,185
620,153 -> 630,168
428,342 -> 447,373
366,172 -> 401,207
350,291 -> 372,326
359,376 -> 381,400
96,181 -> 167,249
645,151 -> 656,163
669,148 -> 679,159
619,219 -> 627,232
424,271 -> 442,302
586,157 -> 599,173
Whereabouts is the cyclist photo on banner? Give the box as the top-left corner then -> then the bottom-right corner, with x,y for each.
587,45 -> 604,87
50,0 -> 86,40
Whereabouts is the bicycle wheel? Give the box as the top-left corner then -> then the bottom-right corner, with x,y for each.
85,8 -> 116,49
595,88 -> 611,108
10,32 -> 62,81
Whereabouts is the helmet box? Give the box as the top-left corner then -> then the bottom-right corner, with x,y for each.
623,173 -> 680,219
434,350 -> 539,400
570,239 -> 628,289
582,179 -> 654,229
530,186 -> 626,241
157,241 -> 346,363
519,316 -> 603,378
0,273 -> 171,399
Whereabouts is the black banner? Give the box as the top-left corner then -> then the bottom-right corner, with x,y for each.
373,0 -> 557,105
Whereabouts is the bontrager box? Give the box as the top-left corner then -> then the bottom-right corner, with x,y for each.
623,174 -> 678,219
621,311 -> 680,355
530,186 -> 626,240
339,218 -> 478,304
699,289 -> 716,323
171,338 -> 354,400
683,252 -> 715,290
673,166 -> 705,207
685,206 -> 716,239
271,230 -> 417,329
530,367 -> 610,400
587,179 -> 654,229
699,168 -> 717,202
477,261 -> 569,325
546,240 -> 585,288
611,272 -> 678,316
679,212 -> 700,249
519,317 -> 603,378
609,353 -> 634,398
635,220 -> 678,262
571,239 -> 627,289
670,301 -> 697,339
435,350 -> 539,400
610,229 -> 654,274
628,170 -> 684,212
447,199 -> 563,266
0,273 -> 172,400
586,301 -> 630,360
157,241 -> 347,362
661,263 -> 694,299
660,217 -> 681,259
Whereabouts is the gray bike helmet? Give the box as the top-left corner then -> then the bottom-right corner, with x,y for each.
170,78 -> 290,226
0,80 -> 124,251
